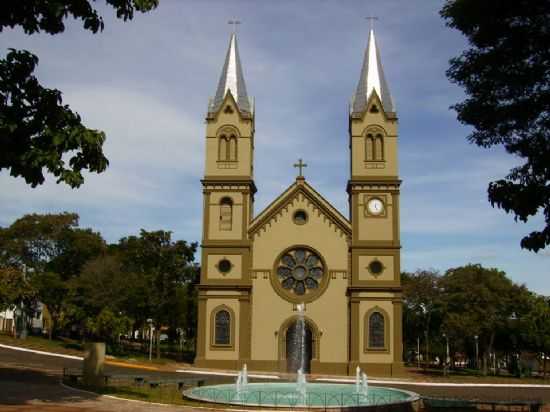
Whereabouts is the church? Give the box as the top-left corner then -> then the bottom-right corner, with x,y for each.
195,28 -> 403,376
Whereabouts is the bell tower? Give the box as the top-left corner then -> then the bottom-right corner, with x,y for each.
347,28 -> 403,375
196,32 -> 254,368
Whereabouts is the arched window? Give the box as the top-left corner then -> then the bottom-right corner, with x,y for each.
228,136 -> 237,161
218,134 -> 238,161
374,134 -> 384,160
365,134 -> 375,161
368,312 -> 385,348
219,197 -> 233,231
214,310 -> 231,345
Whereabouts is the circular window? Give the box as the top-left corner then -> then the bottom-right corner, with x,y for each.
218,259 -> 232,274
273,247 -> 328,303
293,210 -> 308,225
368,260 -> 384,275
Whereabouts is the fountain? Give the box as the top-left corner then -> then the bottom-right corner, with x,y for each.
235,364 -> 248,400
185,304 -> 418,409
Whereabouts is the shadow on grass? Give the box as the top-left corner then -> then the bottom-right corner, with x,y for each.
0,367 -> 101,406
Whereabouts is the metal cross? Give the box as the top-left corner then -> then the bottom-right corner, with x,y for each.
365,16 -> 379,30
228,20 -> 241,33
293,158 -> 308,178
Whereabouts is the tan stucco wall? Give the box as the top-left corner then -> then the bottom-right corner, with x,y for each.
204,97 -> 254,178
207,192 -> 245,240
205,298 -> 240,360
357,193 -> 394,241
357,255 -> 394,281
350,98 -> 398,179
250,194 -> 349,363
207,254 -> 243,280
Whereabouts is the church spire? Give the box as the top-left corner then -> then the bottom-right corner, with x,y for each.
209,32 -> 252,115
351,28 -> 395,115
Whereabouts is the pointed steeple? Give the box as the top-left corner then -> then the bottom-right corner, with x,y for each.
351,29 -> 395,115
209,32 -> 252,115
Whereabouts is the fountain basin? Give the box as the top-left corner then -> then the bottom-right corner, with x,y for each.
184,382 -> 419,409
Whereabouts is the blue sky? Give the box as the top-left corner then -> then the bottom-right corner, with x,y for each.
1,1 -> 548,293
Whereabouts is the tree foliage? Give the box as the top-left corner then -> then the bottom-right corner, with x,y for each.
0,0 -> 158,187
0,213 -> 105,337
441,0 -> 550,252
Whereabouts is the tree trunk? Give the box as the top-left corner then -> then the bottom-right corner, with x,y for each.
156,327 -> 161,360
544,353 -> 547,379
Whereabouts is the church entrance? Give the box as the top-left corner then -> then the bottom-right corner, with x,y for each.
285,319 -> 313,373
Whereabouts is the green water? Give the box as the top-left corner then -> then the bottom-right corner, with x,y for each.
184,382 -> 418,408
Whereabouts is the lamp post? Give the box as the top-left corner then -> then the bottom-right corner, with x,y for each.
417,336 -> 421,369
442,332 -> 450,376
474,335 -> 479,370
147,318 -> 153,361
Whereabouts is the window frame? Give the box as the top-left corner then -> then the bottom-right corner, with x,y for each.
363,307 -> 390,353
210,305 -> 236,350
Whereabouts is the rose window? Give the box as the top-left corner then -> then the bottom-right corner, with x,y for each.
276,248 -> 324,296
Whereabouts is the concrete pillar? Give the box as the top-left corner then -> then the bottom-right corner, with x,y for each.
83,342 -> 105,387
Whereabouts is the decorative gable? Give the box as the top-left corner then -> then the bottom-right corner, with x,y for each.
249,180 -> 351,240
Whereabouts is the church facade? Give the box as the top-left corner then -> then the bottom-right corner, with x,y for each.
195,29 -> 403,376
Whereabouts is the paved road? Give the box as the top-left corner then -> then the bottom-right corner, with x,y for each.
1,347 -> 549,411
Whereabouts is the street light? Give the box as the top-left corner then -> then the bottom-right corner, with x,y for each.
442,332 -> 450,376
474,335 -> 479,370
147,318 -> 153,361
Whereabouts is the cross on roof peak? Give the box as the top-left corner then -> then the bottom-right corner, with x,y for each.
293,158 -> 308,179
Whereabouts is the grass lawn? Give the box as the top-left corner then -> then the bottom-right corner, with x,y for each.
397,366 -> 550,385
70,381 -> 263,410
0,333 -> 83,356
0,333 -> 180,366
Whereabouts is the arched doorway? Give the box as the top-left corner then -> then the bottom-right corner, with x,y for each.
285,318 -> 313,373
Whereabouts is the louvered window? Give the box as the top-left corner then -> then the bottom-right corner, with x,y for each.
219,197 -> 233,231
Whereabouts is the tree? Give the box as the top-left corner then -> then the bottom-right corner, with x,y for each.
0,0 -> 158,187
402,270 -> 443,368
117,230 -> 198,358
441,0 -> 550,252
71,254 -> 133,344
0,213 -> 105,338
440,264 -> 522,375
521,294 -> 550,378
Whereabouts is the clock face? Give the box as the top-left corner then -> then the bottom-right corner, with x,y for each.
367,198 -> 384,215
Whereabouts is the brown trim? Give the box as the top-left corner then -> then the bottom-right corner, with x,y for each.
196,297 -> 207,360
352,193 -> 359,243
350,242 -> 401,249
350,300 -> 359,362
270,245 -> 330,304
198,284 -> 252,291
202,240 -> 251,247
242,193 -> 249,240
392,192 -> 400,246
202,247 -> 251,285
351,248 -> 400,286
209,304 -> 236,351
393,299 -> 403,363
363,306 -> 390,354
202,192 -> 211,246
202,178 -> 257,194
348,176 -> 401,183
239,298 -> 251,360
348,286 -> 403,294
